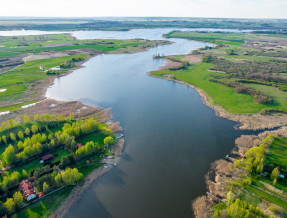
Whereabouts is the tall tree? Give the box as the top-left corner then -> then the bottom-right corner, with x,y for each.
271,167 -> 280,185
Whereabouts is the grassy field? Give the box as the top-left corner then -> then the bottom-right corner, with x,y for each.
245,185 -> 287,210
266,137 -> 287,166
158,31 -> 287,114
0,34 -> 165,112
152,62 -> 273,114
76,132 -> 108,146
165,31 -> 257,45
0,34 -> 148,57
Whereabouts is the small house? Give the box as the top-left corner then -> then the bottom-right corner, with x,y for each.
41,154 -> 53,162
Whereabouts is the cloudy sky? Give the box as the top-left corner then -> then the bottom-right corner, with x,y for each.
1,0 -> 287,18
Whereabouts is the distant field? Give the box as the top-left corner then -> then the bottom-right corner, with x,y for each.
165,31 -> 257,45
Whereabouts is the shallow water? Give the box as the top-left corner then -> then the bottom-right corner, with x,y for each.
43,28 -> 250,218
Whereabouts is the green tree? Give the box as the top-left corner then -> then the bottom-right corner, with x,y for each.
2,136 -> 7,144
43,182 -> 49,194
10,133 -> 16,142
34,114 -> 39,121
271,168 -> 280,185
13,191 -> 24,209
202,54 -> 213,63
4,198 -> 15,214
2,145 -> 16,166
24,128 -> 30,136
23,115 -> 30,123
22,169 -> 28,179
104,136 -> 114,145
31,125 -> 39,134
17,131 -> 24,139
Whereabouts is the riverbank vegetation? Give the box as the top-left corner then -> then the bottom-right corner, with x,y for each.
152,31 -> 287,114
208,135 -> 287,217
0,112 -> 116,217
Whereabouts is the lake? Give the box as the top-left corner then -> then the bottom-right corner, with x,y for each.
44,28 -> 250,218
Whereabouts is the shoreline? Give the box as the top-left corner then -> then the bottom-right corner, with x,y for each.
148,57 -> 287,131
51,138 -> 125,218
148,56 -> 287,217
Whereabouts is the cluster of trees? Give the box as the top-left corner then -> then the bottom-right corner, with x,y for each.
59,57 -> 85,69
2,191 -> 24,215
1,117 -> 111,167
0,170 -> 27,191
0,120 -> 20,132
46,70 -> 60,75
202,54 -> 213,63
0,113 -> 76,146
211,58 -> 287,79
224,192 -> 268,217
76,141 -> 101,158
62,118 -> 106,138
246,49 -> 287,59
240,134 -> 274,174
54,168 -> 83,186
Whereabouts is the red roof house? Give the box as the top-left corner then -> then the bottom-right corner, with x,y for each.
19,180 -> 36,201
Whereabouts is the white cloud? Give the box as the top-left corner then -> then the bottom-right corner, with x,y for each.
0,0 -> 286,18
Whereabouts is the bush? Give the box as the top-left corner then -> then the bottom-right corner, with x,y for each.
202,54 -> 213,63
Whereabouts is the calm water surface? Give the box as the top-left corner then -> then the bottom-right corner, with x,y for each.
45,29 -> 250,218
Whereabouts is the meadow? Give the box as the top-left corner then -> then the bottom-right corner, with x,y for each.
154,31 -> 287,114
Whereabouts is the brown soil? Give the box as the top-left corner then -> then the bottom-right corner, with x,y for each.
23,49 -> 100,61
182,54 -> 203,64
157,59 -> 182,71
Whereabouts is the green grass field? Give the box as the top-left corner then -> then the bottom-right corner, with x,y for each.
266,137 -> 287,166
245,185 -> 287,210
165,31 -> 257,45
152,62 -> 276,114
76,132 -> 108,146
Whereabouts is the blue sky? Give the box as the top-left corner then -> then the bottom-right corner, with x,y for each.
1,0 -> 287,18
